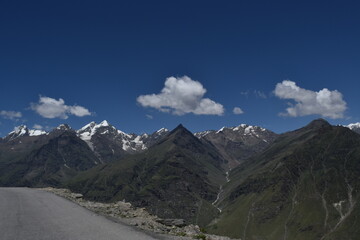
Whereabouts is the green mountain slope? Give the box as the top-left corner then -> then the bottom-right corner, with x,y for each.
0,131 -> 98,187
68,124 -> 227,226
209,119 -> 360,240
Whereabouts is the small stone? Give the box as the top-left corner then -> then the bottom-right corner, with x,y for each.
157,218 -> 186,227
72,193 -> 83,199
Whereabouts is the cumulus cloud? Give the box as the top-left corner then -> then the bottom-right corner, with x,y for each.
137,76 -> 224,116
31,96 -> 92,119
233,107 -> 244,115
0,110 -> 22,120
274,80 -> 347,119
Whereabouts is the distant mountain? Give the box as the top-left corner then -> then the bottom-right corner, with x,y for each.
195,124 -> 278,168
68,124 -> 227,226
3,125 -> 46,142
0,125 -> 98,187
0,124 -> 74,164
208,119 -> 360,240
0,121 -> 169,186
76,120 -> 169,162
345,122 -> 360,134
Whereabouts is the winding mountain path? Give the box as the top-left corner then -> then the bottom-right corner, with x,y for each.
0,188 -> 167,240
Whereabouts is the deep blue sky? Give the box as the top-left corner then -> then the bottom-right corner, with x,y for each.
1,0 -> 360,136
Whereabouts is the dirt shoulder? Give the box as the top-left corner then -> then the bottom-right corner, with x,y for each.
42,188 -> 238,240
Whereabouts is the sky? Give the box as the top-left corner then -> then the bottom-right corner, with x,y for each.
1,0 -> 360,136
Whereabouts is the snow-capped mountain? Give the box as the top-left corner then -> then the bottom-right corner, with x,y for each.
195,124 -> 278,168
4,125 -> 46,141
345,122 -> 360,134
76,120 -> 169,162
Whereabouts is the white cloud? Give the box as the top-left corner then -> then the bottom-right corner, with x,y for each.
137,76 -> 224,116
0,110 -> 22,120
31,96 -> 92,119
32,124 -> 43,130
233,107 -> 244,115
68,105 -> 92,117
274,80 -> 347,119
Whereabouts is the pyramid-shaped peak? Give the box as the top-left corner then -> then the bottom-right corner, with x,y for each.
168,124 -> 194,137
99,120 -> 110,127
305,118 -> 331,129
172,124 -> 186,131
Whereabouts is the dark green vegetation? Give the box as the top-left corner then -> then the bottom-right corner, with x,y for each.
68,125 -> 227,226
0,131 -> 98,187
208,119 -> 360,240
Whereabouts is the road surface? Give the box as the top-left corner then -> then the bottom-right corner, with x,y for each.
0,187 -> 167,240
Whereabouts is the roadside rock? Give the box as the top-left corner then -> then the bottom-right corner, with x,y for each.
157,219 -> 186,227
41,187 -> 239,240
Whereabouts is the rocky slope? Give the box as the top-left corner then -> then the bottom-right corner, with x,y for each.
77,120 -> 169,162
208,119 -> 360,240
0,130 -> 98,187
195,124 -> 278,168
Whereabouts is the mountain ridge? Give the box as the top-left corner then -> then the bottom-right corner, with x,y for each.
208,119 -> 360,239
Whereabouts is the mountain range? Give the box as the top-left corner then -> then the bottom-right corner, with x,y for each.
0,119 -> 359,239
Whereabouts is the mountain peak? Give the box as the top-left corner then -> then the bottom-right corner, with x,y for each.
7,125 -> 29,139
305,118 -> 331,130
156,127 -> 168,134
165,124 -> 196,142
13,125 -> 28,133
171,124 -> 189,133
346,122 -> 360,130
99,120 -> 110,127
56,124 -> 72,131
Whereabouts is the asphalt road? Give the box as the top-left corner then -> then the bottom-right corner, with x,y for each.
0,187 -> 166,240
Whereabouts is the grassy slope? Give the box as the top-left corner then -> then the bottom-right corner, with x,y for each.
208,121 -> 360,240
0,132 -> 98,187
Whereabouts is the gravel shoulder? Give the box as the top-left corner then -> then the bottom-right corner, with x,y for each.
42,187 -> 238,240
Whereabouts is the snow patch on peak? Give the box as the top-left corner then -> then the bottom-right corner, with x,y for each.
7,125 -> 47,140
29,129 -> 46,136
117,129 -> 131,138
56,124 -> 71,130
99,120 -> 110,127
346,122 -> 360,130
13,125 -> 28,135
8,125 -> 28,138
156,128 -> 168,134
79,121 -> 96,131
194,130 -> 212,138
244,126 -> 254,134
233,124 -> 247,131
216,127 -> 226,134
